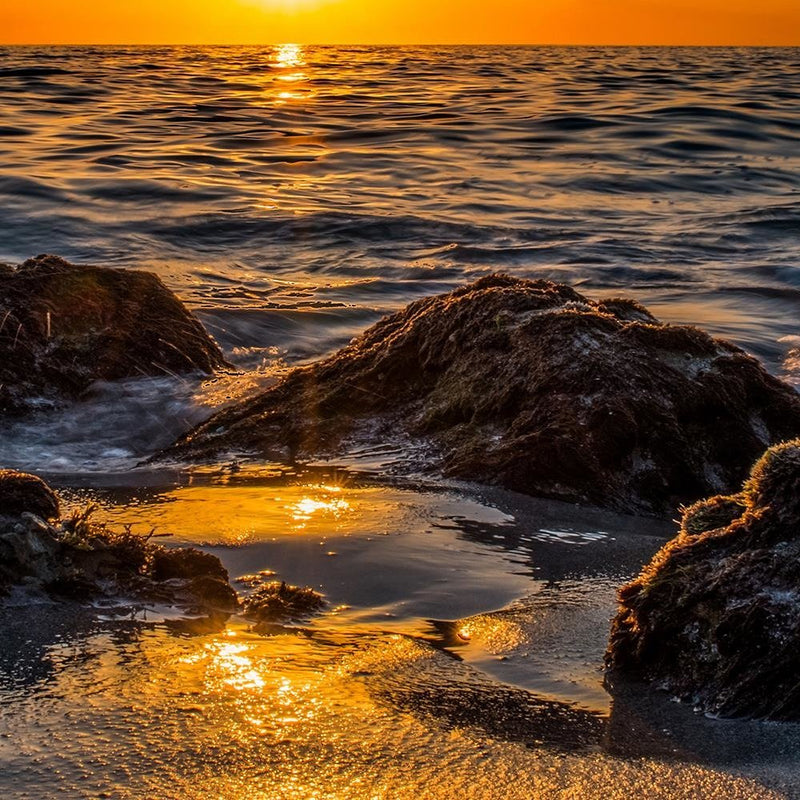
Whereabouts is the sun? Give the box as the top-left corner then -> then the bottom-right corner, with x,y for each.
248,0 -> 330,9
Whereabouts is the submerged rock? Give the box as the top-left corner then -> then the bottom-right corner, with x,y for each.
163,275 -> 800,515
606,438 -> 800,719
241,580 -> 326,632
0,470 -> 237,614
0,254 -> 230,415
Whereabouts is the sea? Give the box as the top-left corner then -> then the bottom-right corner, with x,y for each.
1,45 -> 800,799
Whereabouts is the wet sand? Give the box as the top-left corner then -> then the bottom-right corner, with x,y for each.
2,469 -> 799,798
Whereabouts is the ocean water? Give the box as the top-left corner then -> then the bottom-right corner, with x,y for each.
2,44 -> 800,371
3,45 -> 800,798
2,44 -> 800,471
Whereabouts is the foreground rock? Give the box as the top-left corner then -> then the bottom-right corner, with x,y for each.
0,469 -> 60,519
0,254 -> 230,415
241,580 -> 326,633
606,438 -> 800,719
163,275 -> 800,515
0,470 -> 237,615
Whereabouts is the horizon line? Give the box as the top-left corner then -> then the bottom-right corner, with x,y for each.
3,41 -> 800,47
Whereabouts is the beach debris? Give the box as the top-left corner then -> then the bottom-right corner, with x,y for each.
0,254 -> 231,416
0,470 -> 237,615
162,274 -> 800,515
606,438 -> 800,719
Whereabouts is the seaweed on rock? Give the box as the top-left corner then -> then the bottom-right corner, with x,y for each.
241,580 -> 326,633
606,438 -> 800,720
162,275 -> 800,515
0,470 -> 237,614
0,254 -> 231,415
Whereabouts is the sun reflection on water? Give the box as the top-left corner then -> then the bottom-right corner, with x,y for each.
206,641 -> 267,691
270,44 -> 310,102
291,485 -> 351,528
274,43 -> 305,70
69,479 -> 399,545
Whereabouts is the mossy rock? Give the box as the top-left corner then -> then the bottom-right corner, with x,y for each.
162,275 -> 800,516
0,254 -> 230,415
0,470 -> 59,519
607,438 -> 800,719
0,471 -> 239,616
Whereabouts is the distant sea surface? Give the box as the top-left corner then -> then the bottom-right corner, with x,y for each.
1,44 -> 800,470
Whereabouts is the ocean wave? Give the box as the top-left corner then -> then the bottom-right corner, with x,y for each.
0,66 -> 71,77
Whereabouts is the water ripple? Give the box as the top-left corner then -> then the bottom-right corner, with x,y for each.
0,44 -> 798,374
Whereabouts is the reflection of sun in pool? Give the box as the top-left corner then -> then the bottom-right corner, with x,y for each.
291,486 -> 351,526
68,480 -> 401,545
207,641 -> 266,691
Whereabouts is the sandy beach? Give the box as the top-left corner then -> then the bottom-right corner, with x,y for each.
0,469 -> 796,798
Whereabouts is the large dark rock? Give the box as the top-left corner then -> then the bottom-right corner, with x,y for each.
162,275 -> 800,515
0,471 -> 237,614
0,254 -> 230,415
606,438 -> 800,719
0,469 -> 59,519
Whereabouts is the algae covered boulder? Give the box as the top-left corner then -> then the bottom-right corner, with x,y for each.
241,580 -> 325,632
606,439 -> 800,719
163,275 -> 800,515
0,254 -> 230,415
0,469 -> 60,519
0,470 -> 237,614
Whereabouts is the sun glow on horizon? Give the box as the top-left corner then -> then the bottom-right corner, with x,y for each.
1,0 -> 799,45
247,0 -> 332,9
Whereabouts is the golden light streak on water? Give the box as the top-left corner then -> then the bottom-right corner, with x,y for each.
74,482 -> 402,545
270,44 -> 315,103
291,485 -> 351,528
274,43 -> 305,70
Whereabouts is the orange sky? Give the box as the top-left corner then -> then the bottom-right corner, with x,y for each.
1,0 -> 799,45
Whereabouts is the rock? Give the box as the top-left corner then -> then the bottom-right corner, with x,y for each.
0,471 -> 237,615
0,254 -> 230,415
162,275 -> 800,515
241,580 -> 325,629
149,548 -> 238,614
150,547 -> 229,583
0,470 -> 60,519
605,438 -> 800,719
183,575 -> 239,612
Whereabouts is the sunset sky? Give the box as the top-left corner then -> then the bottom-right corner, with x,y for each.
1,0 -> 799,45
